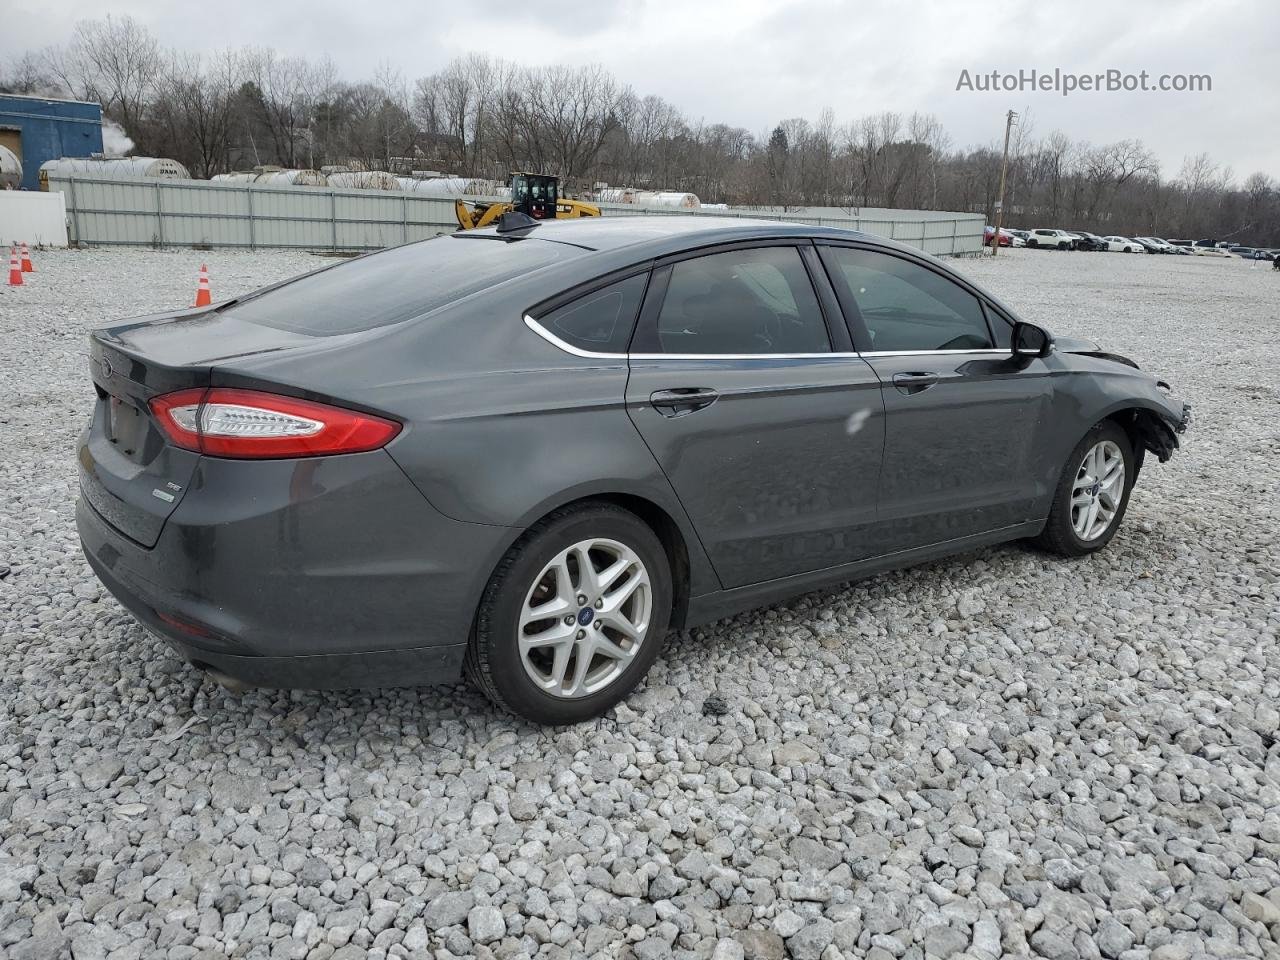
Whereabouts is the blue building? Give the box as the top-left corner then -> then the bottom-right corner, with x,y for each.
0,93 -> 104,190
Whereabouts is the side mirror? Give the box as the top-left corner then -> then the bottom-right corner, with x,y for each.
1012,321 -> 1054,359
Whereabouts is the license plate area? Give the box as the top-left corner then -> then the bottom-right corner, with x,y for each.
106,395 -> 160,464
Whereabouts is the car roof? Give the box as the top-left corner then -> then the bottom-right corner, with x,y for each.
462,214 -> 883,257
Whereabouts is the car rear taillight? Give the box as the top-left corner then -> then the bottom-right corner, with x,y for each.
149,388 -> 400,459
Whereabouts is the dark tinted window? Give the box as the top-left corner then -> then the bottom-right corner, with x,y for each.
654,247 -> 829,355
226,236 -> 576,335
536,273 -> 648,353
824,247 -> 992,352
985,303 -> 1014,348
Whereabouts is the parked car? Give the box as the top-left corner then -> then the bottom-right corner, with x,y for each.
1069,232 -> 1108,252
1228,246 -> 1272,261
983,225 -> 1012,247
77,217 -> 1191,723
1101,236 -> 1144,253
1139,237 -> 1179,254
983,226 -> 1025,248
1026,228 -> 1077,250
1131,238 -> 1162,254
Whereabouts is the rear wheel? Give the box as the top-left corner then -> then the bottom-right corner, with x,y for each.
465,503 -> 672,724
1035,421 -> 1135,557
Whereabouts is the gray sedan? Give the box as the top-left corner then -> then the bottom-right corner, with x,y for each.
77,217 -> 1190,723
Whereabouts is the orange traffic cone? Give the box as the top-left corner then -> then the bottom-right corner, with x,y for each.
193,264 -> 211,307
7,245 -> 22,286
19,242 -> 33,272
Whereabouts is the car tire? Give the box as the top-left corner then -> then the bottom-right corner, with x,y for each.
465,502 -> 672,724
1027,239 -> 1038,248
1035,421 -> 1136,558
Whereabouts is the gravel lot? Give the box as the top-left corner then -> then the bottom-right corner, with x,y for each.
1,245 -> 1278,960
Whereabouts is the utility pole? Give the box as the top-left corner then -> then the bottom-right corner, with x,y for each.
992,109 -> 1017,257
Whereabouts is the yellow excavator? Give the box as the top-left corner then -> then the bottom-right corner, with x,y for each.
455,172 -> 600,230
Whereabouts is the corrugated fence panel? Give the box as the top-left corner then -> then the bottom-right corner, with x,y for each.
49,176 -> 985,256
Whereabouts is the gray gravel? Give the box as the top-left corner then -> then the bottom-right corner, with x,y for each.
1,245 -> 1278,960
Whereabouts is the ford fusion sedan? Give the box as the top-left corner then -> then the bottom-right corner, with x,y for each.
78,217 -> 1190,724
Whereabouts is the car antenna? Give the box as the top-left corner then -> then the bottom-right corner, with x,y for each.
495,211 -> 540,236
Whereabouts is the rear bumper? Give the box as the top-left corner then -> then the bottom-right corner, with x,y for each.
77,449 -> 513,689
83,544 -> 467,688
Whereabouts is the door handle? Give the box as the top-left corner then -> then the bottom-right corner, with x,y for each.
891,372 -> 939,395
650,387 -> 719,417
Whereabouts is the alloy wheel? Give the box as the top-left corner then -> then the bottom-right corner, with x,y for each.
517,538 -> 652,699
1071,440 -> 1125,541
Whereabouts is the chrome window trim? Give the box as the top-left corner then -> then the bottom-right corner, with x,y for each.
859,348 -> 1007,357
524,315 -> 1009,362
630,351 -> 862,361
523,314 -> 626,360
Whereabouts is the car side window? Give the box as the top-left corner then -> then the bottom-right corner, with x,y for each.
536,273 -> 648,354
984,303 -> 1014,348
654,247 -> 830,355
823,247 -> 993,352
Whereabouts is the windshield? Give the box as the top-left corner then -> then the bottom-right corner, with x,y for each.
224,236 -> 577,335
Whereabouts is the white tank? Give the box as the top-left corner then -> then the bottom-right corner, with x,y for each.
0,145 -> 21,189
252,169 -> 328,187
634,190 -> 700,209
40,156 -> 191,180
397,176 -> 508,198
210,172 -> 261,184
325,171 -> 401,191
596,187 -> 638,204
396,176 -> 469,195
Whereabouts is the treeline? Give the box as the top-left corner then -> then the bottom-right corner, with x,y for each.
3,16 -> 1276,244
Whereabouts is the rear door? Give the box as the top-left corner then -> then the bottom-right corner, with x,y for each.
819,242 -> 1054,553
624,242 -> 885,589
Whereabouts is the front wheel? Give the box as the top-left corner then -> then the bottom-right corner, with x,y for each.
465,503 -> 672,724
1035,421 -> 1135,557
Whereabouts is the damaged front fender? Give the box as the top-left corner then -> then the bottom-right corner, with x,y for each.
1128,403 -> 1190,463
1056,350 -> 1191,465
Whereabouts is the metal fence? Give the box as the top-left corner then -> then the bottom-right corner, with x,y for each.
48,175 -> 986,257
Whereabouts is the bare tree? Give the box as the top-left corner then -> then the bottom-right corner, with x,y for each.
0,51 -> 60,95
240,48 -> 317,168
150,49 -> 242,177
45,16 -> 161,138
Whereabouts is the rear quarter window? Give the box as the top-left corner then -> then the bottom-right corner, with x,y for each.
534,273 -> 649,354
224,236 -> 578,335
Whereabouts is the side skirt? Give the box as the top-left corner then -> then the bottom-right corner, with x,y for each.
682,520 -> 1045,629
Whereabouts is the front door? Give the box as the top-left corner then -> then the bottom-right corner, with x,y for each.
625,243 -> 885,589
819,243 -> 1053,553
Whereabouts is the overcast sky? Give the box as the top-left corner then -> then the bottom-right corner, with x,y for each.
4,0 -> 1277,177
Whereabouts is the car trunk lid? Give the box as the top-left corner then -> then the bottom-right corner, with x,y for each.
80,309 -> 320,547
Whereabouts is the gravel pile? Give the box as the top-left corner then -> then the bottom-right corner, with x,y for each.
1,246 -> 1277,960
